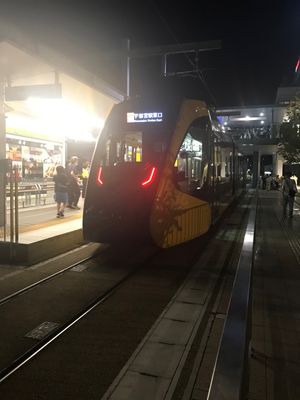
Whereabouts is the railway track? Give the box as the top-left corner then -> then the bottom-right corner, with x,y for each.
0,255 -> 98,306
0,240 -> 159,378
0,194 -> 253,399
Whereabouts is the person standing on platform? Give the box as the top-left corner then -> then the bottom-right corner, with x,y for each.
66,156 -> 81,209
282,171 -> 298,218
81,161 -> 90,199
53,165 -> 69,218
291,174 -> 298,187
261,175 -> 266,189
274,175 -> 280,190
266,175 -> 272,191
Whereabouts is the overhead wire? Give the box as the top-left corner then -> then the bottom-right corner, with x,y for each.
148,0 -> 218,106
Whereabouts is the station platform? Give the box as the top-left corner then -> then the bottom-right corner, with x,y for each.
0,198 -> 85,265
248,189 -> 300,400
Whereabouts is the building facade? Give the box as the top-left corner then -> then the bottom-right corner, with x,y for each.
216,86 -> 300,187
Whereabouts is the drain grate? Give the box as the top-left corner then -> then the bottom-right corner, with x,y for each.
25,321 -> 60,340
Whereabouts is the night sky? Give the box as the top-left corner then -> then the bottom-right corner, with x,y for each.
1,0 -> 300,107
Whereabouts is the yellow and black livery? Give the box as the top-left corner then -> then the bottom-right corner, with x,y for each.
83,95 -> 245,248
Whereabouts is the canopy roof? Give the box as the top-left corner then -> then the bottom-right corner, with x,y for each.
0,19 -> 124,143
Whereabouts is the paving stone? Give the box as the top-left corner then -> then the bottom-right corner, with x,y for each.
249,369 -> 267,399
251,339 -> 266,356
252,309 -> 265,326
129,341 -> 184,379
164,301 -> 204,323
151,318 -> 195,345
264,327 -> 299,345
252,324 -> 266,342
185,276 -> 212,292
249,191 -> 300,400
109,371 -> 170,400
176,286 -> 209,305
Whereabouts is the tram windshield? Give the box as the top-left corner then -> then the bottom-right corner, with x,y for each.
94,97 -> 181,168
100,128 -> 169,167
104,131 -> 143,165
97,124 -> 172,167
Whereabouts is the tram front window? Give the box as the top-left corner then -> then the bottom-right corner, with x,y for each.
101,128 -> 168,167
105,131 -> 143,165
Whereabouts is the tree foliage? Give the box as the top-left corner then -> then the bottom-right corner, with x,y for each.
278,94 -> 300,163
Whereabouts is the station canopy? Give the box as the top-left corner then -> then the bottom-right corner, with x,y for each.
0,22 -> 124,144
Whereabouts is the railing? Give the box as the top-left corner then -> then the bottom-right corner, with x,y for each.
5,182 -> 55,208
229,123 -> 281,142
0,159 -> 56,244
0,159 -> 17,243
207,193 -> 257,400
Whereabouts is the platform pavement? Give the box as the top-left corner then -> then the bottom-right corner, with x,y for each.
248,189 -> 300,400
0,198 -> 85,265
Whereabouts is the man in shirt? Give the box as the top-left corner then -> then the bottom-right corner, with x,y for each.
66,156 -> 81,209
282,171 -> 298,218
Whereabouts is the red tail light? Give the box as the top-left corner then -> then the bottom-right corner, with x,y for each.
141,166 -> 157,187
97,167 -> 104,185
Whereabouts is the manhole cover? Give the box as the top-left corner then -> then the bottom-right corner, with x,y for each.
71,264 -> 88,272
25,321 -> 60,340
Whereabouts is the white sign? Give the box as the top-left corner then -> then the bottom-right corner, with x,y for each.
127,112 -> 163,123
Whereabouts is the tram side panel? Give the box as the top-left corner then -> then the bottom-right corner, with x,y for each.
213,141 -> 244,218
150,100 -> 212,248
149,100 -> 244,248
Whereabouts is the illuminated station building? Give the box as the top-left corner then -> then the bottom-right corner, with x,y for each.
217,85 -> 300,187
0,21 -> 124,181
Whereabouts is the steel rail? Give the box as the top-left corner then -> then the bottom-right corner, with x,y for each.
0,248 -> 158,384
207,193 -> 257,400
0,260 -> 145,384
0,254 -> 97,306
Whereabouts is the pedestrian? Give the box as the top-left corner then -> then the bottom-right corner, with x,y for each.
291,174 -> 298,187
266,175 -> 272,191
53,165 -> 69,218
282,171 -> 298,218
81,161 -> 90,199
66,156 -> 81,209
274,175 -> 280,190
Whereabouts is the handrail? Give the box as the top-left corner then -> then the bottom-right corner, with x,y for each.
5,182 -> 53,209
207,194 -> 257,400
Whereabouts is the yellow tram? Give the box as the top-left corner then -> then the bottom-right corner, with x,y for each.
83,95 -> 245,248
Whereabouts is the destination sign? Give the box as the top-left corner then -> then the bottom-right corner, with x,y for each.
127,112 -> 163,123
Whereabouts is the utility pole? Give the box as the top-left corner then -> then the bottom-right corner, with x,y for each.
124,39 -> 131,98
